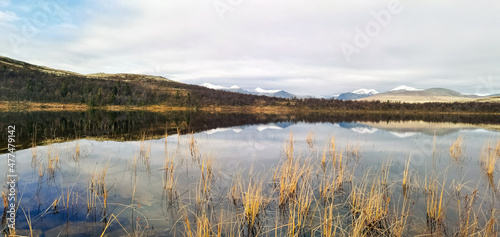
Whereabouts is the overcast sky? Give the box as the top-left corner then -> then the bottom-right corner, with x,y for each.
1,0 -> 499,96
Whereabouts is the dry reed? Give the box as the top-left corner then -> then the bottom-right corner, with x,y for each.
481,142 -> 498,176
450,135 -> 465,162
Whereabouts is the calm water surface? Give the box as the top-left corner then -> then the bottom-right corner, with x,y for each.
1,112 -> 500,236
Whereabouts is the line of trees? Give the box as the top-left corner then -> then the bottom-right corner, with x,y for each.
1,61 -> 500,113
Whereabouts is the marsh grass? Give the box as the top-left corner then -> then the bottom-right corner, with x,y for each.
20,206 -> 33,237
139,135 -> 152,161
87,161 -> 110,215
229,173 -> 243,207
349,168 -> 391,236
402,157 -> 411,192
286,182 -> 315,236
306,131 -> 315,150
481,141 -> 498,176
450,135 -> 465,163
424,171 -> 447,234
12,130 -> 500,237
71,141 -> 81,162
319,146 -> 348,202
2,191 -> 7,209
456,189 -> 478,237
163,132 -> 177,197
242,180 -> 267,236
47,145 -> 59,180
190,132 -> 201,164
496,141 -> 500,158
273,135 -> 311,207
163,153 -> 177,192
346,142 -> 361,163
31,124 -> 38,162
483,209 -> 497,237
320,202 -> 339,237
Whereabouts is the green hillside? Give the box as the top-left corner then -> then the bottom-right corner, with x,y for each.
0,56 -> 285,107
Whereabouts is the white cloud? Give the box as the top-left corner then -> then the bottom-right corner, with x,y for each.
1,0 -> 500,96
0,10 -> 18,22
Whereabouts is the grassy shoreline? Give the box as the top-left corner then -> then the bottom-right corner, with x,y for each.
2,101 -> 500,116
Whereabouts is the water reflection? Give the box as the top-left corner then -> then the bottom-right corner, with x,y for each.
1,110 -> 499,153
0,111 -> 500,236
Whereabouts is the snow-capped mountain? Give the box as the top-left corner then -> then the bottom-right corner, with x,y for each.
336,88 -> 379,100
252,87 -> 296,98
352,88 -> 379,95
201,83 -> 228,90
254,87 -> 281,94
200,83 -> 253,94
391,85 -> 422,91
200,83 -> 297,99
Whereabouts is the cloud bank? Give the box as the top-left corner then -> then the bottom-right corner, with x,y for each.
1,0 -> 499,96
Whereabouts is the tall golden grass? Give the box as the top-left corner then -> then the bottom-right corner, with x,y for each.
450,135 -> 465,162
306,131 -> 315,150
481,142 -> 498,176
424,172 -> 446,234
17,131 -> 500,237
47,145 -> 59,179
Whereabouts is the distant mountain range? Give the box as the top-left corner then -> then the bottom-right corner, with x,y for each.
336,88 -> 379,101
201,83 -> 297,99
1,53 -> 498,106
357,86 -> 480,103
201,82 -> 499,102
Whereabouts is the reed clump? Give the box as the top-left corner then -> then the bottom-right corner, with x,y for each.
480,142 -> 498,176
450,135 -> 465,163
273,134 -> 310,207
424,172 -> 446,234
31,125 -> 37,161
38,163 -> 44,179
456,189 -> 478,237
287,184 -> 314,236
483,210 -> 497,237
163,134 -> 176,193
319,148 -> 346,202
189,133 -> 201,163
242,181 -> 267,236
87,162 -> 109,214
306,131 -> 315,150
229,173 -> 243,207
139,136 -> 151,161
321,202 -> 339,237
402,157 -> 411,192
47,145 -> 59,179
71,141 -> 81,162
496,141 -> 500,158
2,191 -> 7,209
350,170 -> 391,236
164,156 -> 176,192
346,142 -> 361,163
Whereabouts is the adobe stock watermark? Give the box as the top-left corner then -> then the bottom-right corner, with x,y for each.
340,0 -> 403,63
475,75 -> 498,96
8,0 -> 69,54
212,0 -> 243,21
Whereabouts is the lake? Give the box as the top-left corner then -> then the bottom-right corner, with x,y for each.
1,111 -> 499,236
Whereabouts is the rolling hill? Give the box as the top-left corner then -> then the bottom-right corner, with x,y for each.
0,56 -> 287,107
357,88 -> 479,103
